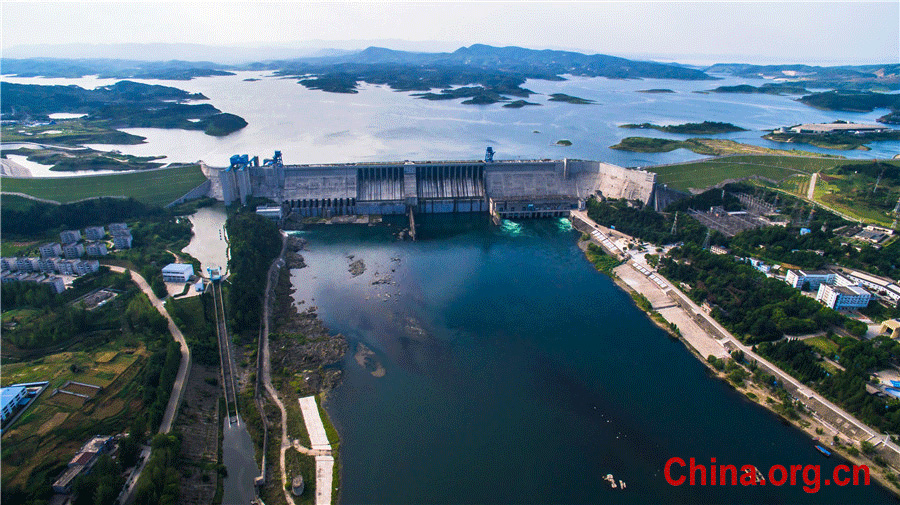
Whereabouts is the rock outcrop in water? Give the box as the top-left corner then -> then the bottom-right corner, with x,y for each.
270,248 -> 347,395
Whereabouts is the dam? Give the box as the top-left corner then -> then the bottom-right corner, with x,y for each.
214,149 -> 659,220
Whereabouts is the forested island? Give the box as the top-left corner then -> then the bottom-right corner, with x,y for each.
1,81 -> 247,143
637,88 -> 675,93
502,100 -> 541,108
704,83 -> 810,95
763,129 -> 900,151
547,93 -> 594,104
704,62 -> 900,91
1,58 -> 235,80
620,121 -> 746,134
798,91 -> 900,124
271,44 -> 711,104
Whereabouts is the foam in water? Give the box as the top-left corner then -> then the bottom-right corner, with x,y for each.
498,219 -> 525,236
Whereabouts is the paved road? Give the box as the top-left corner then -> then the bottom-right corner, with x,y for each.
109,266 -> 191,505
572,210 -> 900,459
807,171 -> 818,200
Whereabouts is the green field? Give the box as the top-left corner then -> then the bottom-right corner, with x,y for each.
1,164 -> 206,207
648,155 -> 872,192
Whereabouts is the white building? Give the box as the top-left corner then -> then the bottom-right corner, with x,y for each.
63,243 -> 85,259
74,260 -> 100,276
37,258 -> 58,274
1,258 -> 17,272
84,226 -> 106,240
43,276 -> 66,294
55,260 -> 75,276
785,269 -> 835,290
256,205 -> 283,221
16,257 -> 41,272
162,263 -> 194,283
85,242 -> 108,257
112,232 -> 133,249
39,243 -> 62,258
817,284 -> 872,310
60,230 -> 82,244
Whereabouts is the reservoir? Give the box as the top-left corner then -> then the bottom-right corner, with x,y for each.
291,215 -> 896,504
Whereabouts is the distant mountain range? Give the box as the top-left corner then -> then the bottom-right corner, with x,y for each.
2,45 -> 897,107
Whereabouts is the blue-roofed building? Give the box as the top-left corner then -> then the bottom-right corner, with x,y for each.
1,386 -> 27,422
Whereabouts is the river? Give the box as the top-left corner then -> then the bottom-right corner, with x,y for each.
2,71 -> 898,177
287,215 -> 896,504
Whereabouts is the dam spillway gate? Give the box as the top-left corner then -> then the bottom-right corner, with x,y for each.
218,154 -> 659,220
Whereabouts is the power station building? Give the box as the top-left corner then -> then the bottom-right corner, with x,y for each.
216,150 -> 659,220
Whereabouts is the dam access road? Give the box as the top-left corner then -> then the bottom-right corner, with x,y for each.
570,210 -> 900,468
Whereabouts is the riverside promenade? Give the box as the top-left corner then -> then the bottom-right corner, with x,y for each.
569,210 -> 900,466
299,396 -> 335,505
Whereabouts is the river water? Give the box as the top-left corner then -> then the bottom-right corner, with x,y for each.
181,205 -> 228,274
1,71 -> 897,176
288,215 -> 896,504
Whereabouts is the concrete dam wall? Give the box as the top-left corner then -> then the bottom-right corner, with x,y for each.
217,155 -> 657,219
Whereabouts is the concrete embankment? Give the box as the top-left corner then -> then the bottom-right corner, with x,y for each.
299,396 -> 335,505
569,210 -> 900,484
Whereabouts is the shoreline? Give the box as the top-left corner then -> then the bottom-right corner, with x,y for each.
573,228 -> 900,498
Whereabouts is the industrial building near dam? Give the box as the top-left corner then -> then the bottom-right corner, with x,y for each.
214,149 -> 673,221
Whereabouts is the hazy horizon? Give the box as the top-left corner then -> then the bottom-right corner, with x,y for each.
2,2 -> 898,67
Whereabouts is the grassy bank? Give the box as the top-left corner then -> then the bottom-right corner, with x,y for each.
611,137 -> 838,157
1,164 -> 206,206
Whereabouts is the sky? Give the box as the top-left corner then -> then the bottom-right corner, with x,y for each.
2,1 -> 898,65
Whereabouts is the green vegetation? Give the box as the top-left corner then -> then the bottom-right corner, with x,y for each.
585,197 -> 713,246
659,244 -> 849,343
1,164 -> 207,206
1,274 -> 181,501
813,160 -> 900,227
2,58 -> 235,80
1,198 -> 159,237
704,63 -> 900,91
758,334 -> 900,437
555,139 -> 572,146
3,146 -> 165,171
2,81 -> 246,142
133,433 -> 182,505
226,212 -> 282,336
647,154 -> 849,192
764,130 -> 900,151
620,121 -> 747,134
637,88 -> 675,93
547,93 -> 594,104
502,100 -> 541,108
285,44 -> 711,98
166,295 -> 218,366
584,242 -> 621,275
705,83 -> 810,95
413,86 -> 511,105
799,90 -> 900,115
611,137 -> 836,157
2,121 -> 146,145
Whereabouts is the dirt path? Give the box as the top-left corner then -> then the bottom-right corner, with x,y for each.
808,171 -> 818,200
259,233 -> 299,505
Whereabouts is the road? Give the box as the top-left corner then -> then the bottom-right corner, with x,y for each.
571,210 -> 900,459
259,233 -> 299,505
109,266 -> 191,504
808,171 -> 818,200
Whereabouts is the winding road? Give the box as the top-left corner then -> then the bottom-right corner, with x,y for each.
108,266 -> 191,504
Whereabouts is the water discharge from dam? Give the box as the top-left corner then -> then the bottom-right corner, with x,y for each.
290,215 -> 894,504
